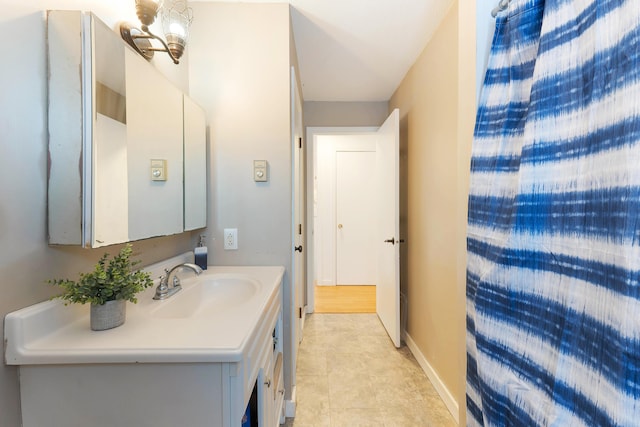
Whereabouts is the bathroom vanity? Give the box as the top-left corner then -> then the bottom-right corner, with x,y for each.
4,262 -> 285,427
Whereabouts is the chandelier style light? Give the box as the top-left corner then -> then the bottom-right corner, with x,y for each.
120,0 -> 193,64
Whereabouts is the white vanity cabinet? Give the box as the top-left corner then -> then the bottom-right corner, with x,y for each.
18,316 -> 284,427
229,282 -> 285,427
256,313 -> 286,427
5,265 -> 285,427
262,350 -> 286,426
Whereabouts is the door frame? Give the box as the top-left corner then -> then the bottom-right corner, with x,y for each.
305,127 -> 378,313
290,67 -> 305,416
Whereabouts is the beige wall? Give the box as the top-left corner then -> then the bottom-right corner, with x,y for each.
304,101 -> 389,128
457,1 -> 477,424
0,2 -> 196,426
390,1 -> 474,421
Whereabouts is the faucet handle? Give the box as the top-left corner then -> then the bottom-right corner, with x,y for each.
157,274 -> 169,290
153,274 -> 170,300
160,268 -> 181,288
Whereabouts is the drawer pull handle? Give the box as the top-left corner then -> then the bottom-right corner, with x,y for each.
265,378 -> 271,387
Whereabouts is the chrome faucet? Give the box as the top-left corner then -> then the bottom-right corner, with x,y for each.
153,263 -> 203,300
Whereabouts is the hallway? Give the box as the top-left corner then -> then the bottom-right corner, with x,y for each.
283,314 -> 457,426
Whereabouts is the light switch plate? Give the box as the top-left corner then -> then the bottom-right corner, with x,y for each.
150,159 -> 167,181
254,160 -> 268,182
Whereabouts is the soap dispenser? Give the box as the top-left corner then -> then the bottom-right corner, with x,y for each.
194,235 -> 208,270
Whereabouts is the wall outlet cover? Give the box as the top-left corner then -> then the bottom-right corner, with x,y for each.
223,228 -> 238,250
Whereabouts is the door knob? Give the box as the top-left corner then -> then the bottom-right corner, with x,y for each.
295,245 -> 303,253
338,224 -> 343,229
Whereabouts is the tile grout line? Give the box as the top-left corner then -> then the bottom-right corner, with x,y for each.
290,313 -> 456,427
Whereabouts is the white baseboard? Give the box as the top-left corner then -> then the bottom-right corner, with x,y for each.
317,280 -> 334,286
404,331 -> 459,424
285,385 -> 296,418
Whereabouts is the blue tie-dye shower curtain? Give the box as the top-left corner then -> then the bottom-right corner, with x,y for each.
466,0 -> 640,426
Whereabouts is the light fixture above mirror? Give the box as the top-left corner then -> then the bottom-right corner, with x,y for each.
120,0 -> 193,64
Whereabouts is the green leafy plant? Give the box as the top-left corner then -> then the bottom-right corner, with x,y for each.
49,244 -> 153,306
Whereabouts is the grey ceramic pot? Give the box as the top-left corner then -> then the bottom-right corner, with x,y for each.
90,300 -> 126,331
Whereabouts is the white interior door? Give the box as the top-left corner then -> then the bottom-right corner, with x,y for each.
376,108 -> 401,348
294,137 -> 304,334
291,67 -> 305,353
336,150 -> 377,285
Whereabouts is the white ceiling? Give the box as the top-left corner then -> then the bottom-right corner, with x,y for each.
191,0 -> 454,102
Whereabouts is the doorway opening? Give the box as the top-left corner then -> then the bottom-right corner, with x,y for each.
305,109 -> 400,348
305,127 -> 378,313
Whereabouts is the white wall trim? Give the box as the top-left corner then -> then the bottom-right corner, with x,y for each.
285,385 -> 297,418
404,331 -> 459,424
301,305 -> 308,331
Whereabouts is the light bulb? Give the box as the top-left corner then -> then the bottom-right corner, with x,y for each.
168,22 -> 186,37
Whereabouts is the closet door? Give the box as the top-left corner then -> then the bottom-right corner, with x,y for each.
336,150 -> 377,285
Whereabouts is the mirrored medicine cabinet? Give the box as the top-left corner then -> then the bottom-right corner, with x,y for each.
47,10 -> 206,248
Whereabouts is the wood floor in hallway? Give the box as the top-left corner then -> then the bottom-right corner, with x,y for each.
314,285 -> 376,313
282,313 -> 457,427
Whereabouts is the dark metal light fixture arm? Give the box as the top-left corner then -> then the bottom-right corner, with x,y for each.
140,25 -> 180,64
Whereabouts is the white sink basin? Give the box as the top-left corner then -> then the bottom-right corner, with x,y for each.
4,263 -> 285,365
150,276 -> 260,319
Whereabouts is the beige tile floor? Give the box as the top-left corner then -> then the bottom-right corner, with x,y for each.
282,313 -> 457,427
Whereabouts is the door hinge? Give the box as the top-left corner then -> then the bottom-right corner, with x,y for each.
298,307 -> 303,318
298,137 -> 302,149
298,224 -> 302,235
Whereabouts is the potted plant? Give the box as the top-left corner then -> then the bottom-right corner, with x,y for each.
49,244 -> 153,331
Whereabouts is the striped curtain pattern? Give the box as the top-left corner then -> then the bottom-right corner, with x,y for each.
467,0 -> 640,426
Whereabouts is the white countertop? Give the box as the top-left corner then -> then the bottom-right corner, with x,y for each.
4,265 -> 284,365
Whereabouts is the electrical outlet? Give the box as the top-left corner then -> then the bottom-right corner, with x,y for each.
223,228 -> 237,250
